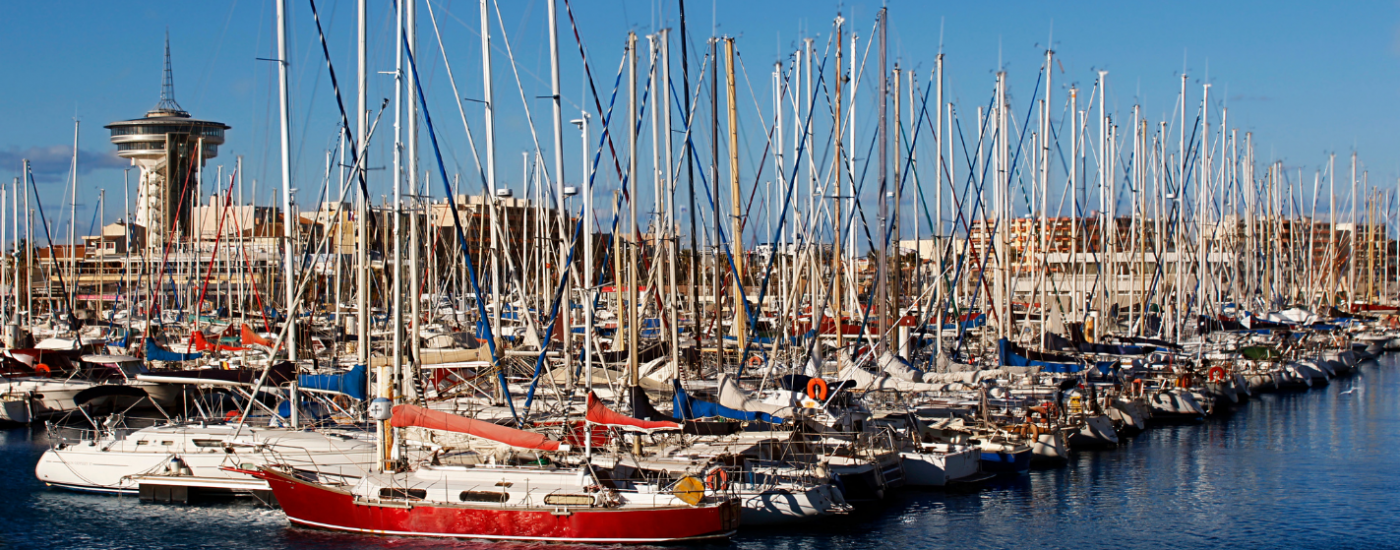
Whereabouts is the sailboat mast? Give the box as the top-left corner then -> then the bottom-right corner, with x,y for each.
276,0 -> 296,363
626,30 -> 639,378
356,0 -> 370,368
626,31 -> 640,453
678,0 -> 699,364
1349,149 -> 1360,303
1040,48 -> 1052,347
579,110 -> 592,454
661,29 -> 679,372
69,120 -> 78,312
391,0 -> 405,415
892,64 -> 902,356
547,0 -> 568,377
407,0 -> 421,380
876,8 -> 889,353
934,55 -> 943,361
833,16 -> 843,357
481,0 -> 502,355
724,38 -> 744,351
710,37 -> 720,351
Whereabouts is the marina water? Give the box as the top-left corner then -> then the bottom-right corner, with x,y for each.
3,356 -> 1394,550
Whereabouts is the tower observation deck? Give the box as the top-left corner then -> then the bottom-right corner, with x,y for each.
106,35 -> 229,249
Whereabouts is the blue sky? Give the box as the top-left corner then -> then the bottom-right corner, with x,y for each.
1,1 -> 1396,244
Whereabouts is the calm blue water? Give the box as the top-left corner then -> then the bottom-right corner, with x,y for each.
2,356 -> 1396,550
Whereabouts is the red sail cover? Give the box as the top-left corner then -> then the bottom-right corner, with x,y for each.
241,324 -> 273,347
586,392 -> 681,432
192,331 -> 246,352
390,404 -> 561,451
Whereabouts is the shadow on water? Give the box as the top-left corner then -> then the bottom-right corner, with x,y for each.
3,356 -> 1399,549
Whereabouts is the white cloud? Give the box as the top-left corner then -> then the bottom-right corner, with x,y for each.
0,145 -> 128,183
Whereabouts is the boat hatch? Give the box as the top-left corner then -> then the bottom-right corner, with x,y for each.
543,494 -> 593,506
380,488 -> 426,500
459,490 -> 509,503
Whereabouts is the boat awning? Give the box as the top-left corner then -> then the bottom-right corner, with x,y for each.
672,380 -> 783,424
585,392 -> 680,432
73,385 -> 149,406
145,338 -> 203,362
298,364 -> 367,401
139,362 -> 295,387
389,404 -> 561,451
998,338 -> 1083,373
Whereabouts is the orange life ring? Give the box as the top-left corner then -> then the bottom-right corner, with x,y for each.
748,356 -> 764,368
806,378 -> 829,402
34,364 -> 50,377
1207,366 -> 1227,383
225,410 -> 240,421
705,468 -> 730,491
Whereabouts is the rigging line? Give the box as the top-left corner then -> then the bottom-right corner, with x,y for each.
1142,115 -> 1202,330
555,13 -> 674,321
947,97 -> 1008,358
146,144 -> 203,319
522,180 -> 603,411
735,52 -> 828,377
307,0 -> 377,237
188,169 -> 241,351
424,0 -> 488,191
562,0 -> 633,194
848,77 -> 945,363
430,1 -> 582,112
402,20 -> 520,426
232,106 -> 388,432
903,90 -> 995,352
491,0 -> 553,188
896,79 -> 970,343
25,166 -> 76,326
735,63 -> 792,251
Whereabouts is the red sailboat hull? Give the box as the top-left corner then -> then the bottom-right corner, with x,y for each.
251,468 -> 740,544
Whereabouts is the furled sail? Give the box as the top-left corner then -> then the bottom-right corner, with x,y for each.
390,404 -> 561,451
241,324 -> 273,347
585,391 -> 680,432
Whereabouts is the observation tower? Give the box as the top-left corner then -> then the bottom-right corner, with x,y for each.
106,35 -> 230,249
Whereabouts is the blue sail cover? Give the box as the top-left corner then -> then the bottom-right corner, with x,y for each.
943,313 -> 986,331
145,338 -> 203,362
1077,342 -> 1152,355
672,380 -> 783,424
999,338 -> 1082,373
298,364 -> 367,401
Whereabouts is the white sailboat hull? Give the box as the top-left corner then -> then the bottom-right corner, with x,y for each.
900,445 -> 979,486
737,482 -> 850,525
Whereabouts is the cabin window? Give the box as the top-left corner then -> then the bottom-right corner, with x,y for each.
379,488 -> 426,500
192,440 -> 223,448
160,441 -> 173,446
494,481 -> 513,488
459,491 -> 509,503
543,494 -> 593,507
135,440 -> 149,446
